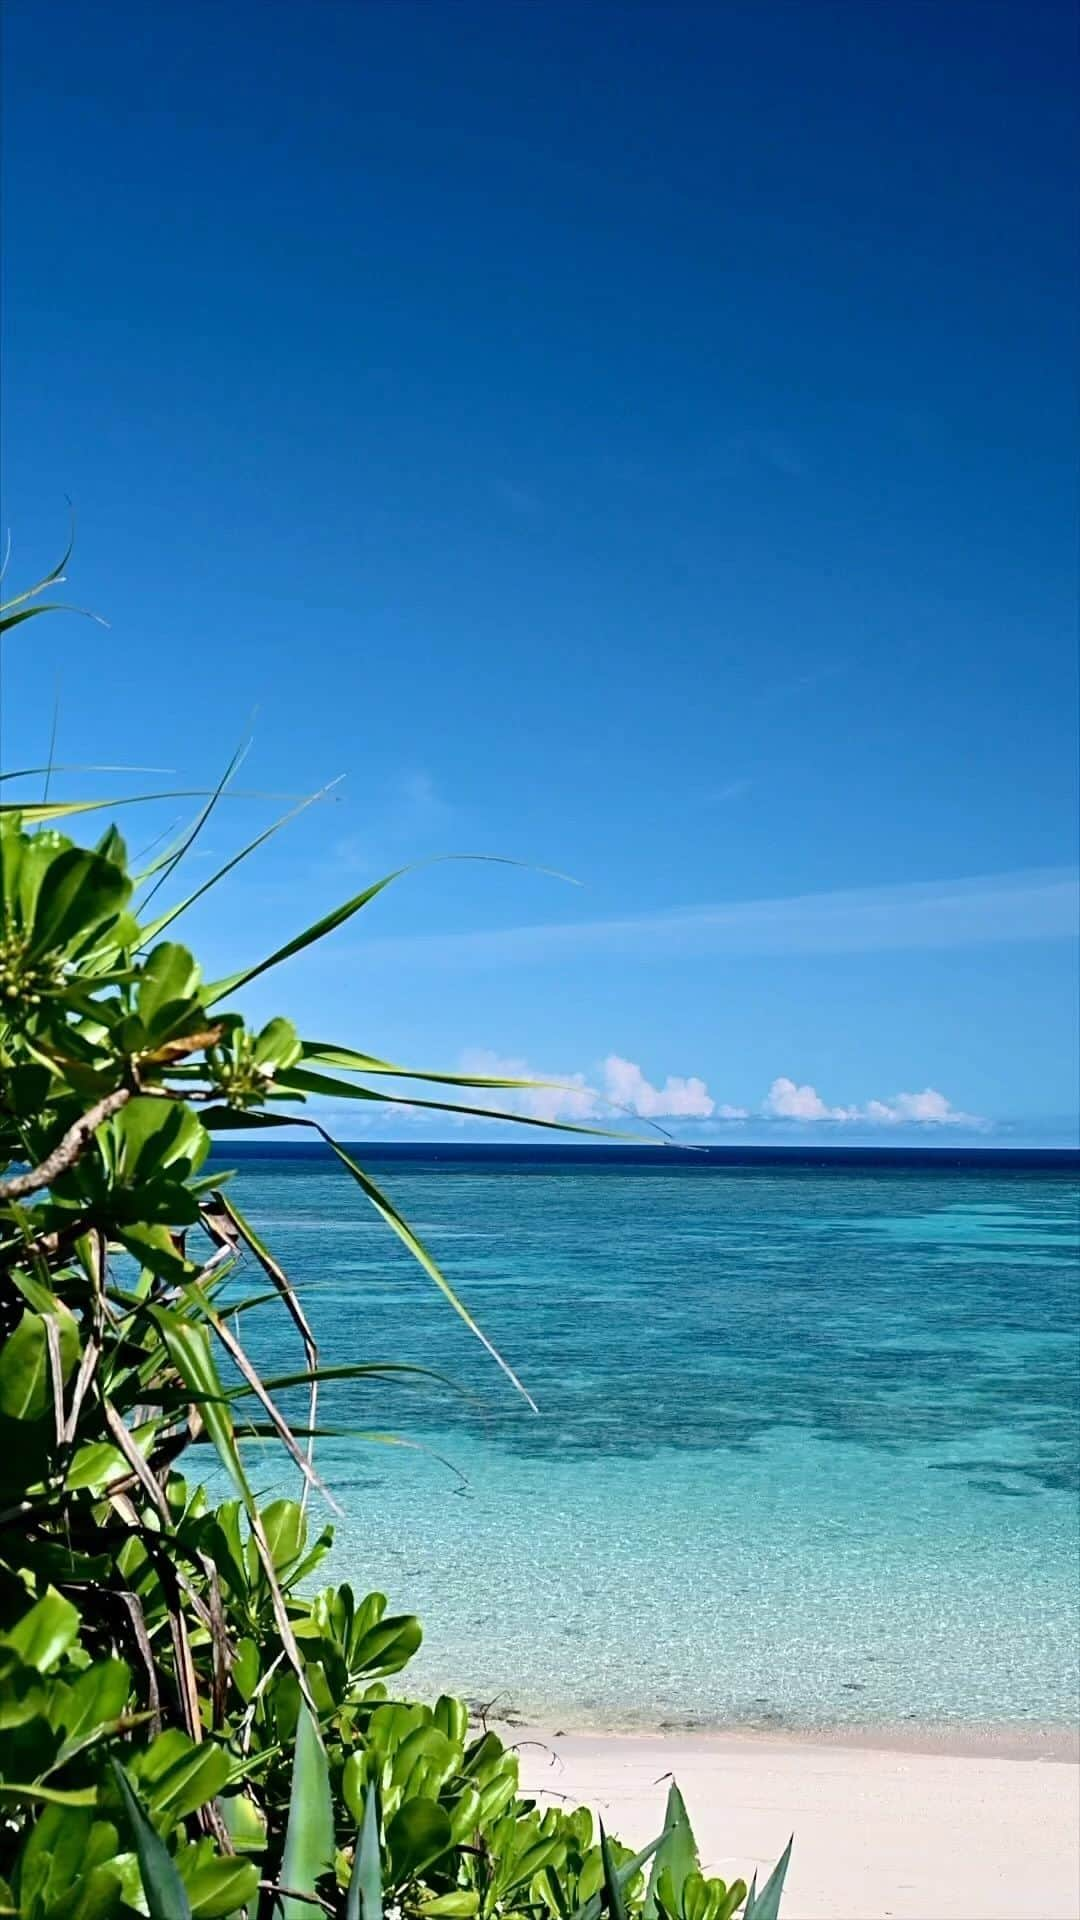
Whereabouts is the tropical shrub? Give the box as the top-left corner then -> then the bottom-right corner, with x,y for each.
0,570 -> 789,1917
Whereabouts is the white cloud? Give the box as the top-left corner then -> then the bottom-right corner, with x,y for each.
764,1077 -> 855,1121
765,1077 -> 981,1129
455,1050 -> 734,1123
453,1058 -> 983,1131
602,1054 -> 719,1119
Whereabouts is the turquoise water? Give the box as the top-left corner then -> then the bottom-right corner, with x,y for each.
225,1151 -> 1080,1731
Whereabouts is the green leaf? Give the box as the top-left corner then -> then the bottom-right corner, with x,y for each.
65,1864 -> 126,1920
177,1849 -> 261,1920
278,1707 -> 335,1919
107,1096 -> 210,1186
217,1790 -> 267,1855
9,1804 -> 114,1914
742,1839 -> 792,1920
715,1882 -> 748,1920
2,1588 -> 80,1673
111,1762 -> 193,1920
252,1017 -> 302,1073
138,781 -> 342,944
202,1110 -> 538,1411
352,1612 -> 423,1678
346,1786 -> 383,1920
206,867 -> 408,1002
277,1064 -> 614,1137
645,1783 -> 698,1920
569,1834 -> 669,1920
131,1730 -> 230,1823
29,845 -> 129,955
260,1498 -> 307,1569
150,1308 -> 247,1498
599,1827 -> 628,1920
386,1797 -> 453,1884
136,942 -> 203,1037
58,1658 -> 132,1750
0,1782 -> 99,1809
0,1304 -> 78,1422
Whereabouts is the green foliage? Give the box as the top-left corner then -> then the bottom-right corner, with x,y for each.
0,582 -> 787,1918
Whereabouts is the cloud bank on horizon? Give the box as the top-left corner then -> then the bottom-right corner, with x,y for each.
456,1050 -> 984,1130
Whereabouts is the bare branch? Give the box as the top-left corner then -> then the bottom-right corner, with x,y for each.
0,1029 -> 224,1202
0,1087 -> 132,1202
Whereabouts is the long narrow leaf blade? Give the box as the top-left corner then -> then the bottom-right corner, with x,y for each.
347,1786 -> 383,1920
743,1838 -> 792,1920
206,852 -> 579,1004
111,1761 -> 193,1920
205,867 -> 408,1003
277,1064 -> 618,1137
279,1707 -> 335,1919
202,1109 -> 538,1408
600,1824 -> 629,1920
140,779 -> 343,942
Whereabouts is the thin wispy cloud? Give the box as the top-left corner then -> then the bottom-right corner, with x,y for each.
328,767 -> 453,875
728,429 -> 811,480
493,478 -> 541,516
349,867 -> 1079,967
702,777 -> 752,803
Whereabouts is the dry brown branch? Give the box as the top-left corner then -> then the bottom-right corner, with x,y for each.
0,1030 -> 224,1204
202,1191 -> 323,1512
0,1086 -> 133,1202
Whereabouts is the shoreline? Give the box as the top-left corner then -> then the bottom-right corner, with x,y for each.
510,1722 -> 1080,1920
488,1710 -> 1079,1763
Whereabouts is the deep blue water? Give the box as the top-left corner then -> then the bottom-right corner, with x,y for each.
219,1147 -> 1080,1731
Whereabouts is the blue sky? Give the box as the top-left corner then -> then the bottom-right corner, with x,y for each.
2,0 -> 1077,1141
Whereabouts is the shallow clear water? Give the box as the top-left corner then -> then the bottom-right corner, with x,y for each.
224,1152 -> 1080,1730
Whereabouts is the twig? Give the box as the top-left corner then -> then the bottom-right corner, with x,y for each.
0,1030 -> 224,1203
0,1087 -> 132,1201
116,1589 -> 162,1738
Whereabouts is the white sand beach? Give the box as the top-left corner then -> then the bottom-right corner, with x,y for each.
515,1725 -> 1080,1920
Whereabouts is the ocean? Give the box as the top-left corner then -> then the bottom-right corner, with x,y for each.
220,1145 -> 1080,1734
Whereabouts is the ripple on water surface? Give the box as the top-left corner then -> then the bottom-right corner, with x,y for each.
226,1157 -> 1080,1728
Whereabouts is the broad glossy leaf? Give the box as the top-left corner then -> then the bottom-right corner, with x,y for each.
352,1612 -> 423,1678
137,942 -> 203,1037
2,1588 -> 80,1673
10,1803 -> 102,1911
0,1303 -> 78,1421
176,1845 -> 260,1920
63,1863 -> 126,1920
130,1729 -> 230,1823
106,1097 -> 210,1185
29,846 -> 129,956
58,1657 -> 132,1750
260,1497 -> 306,1570
386,1797 -> 453,1883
